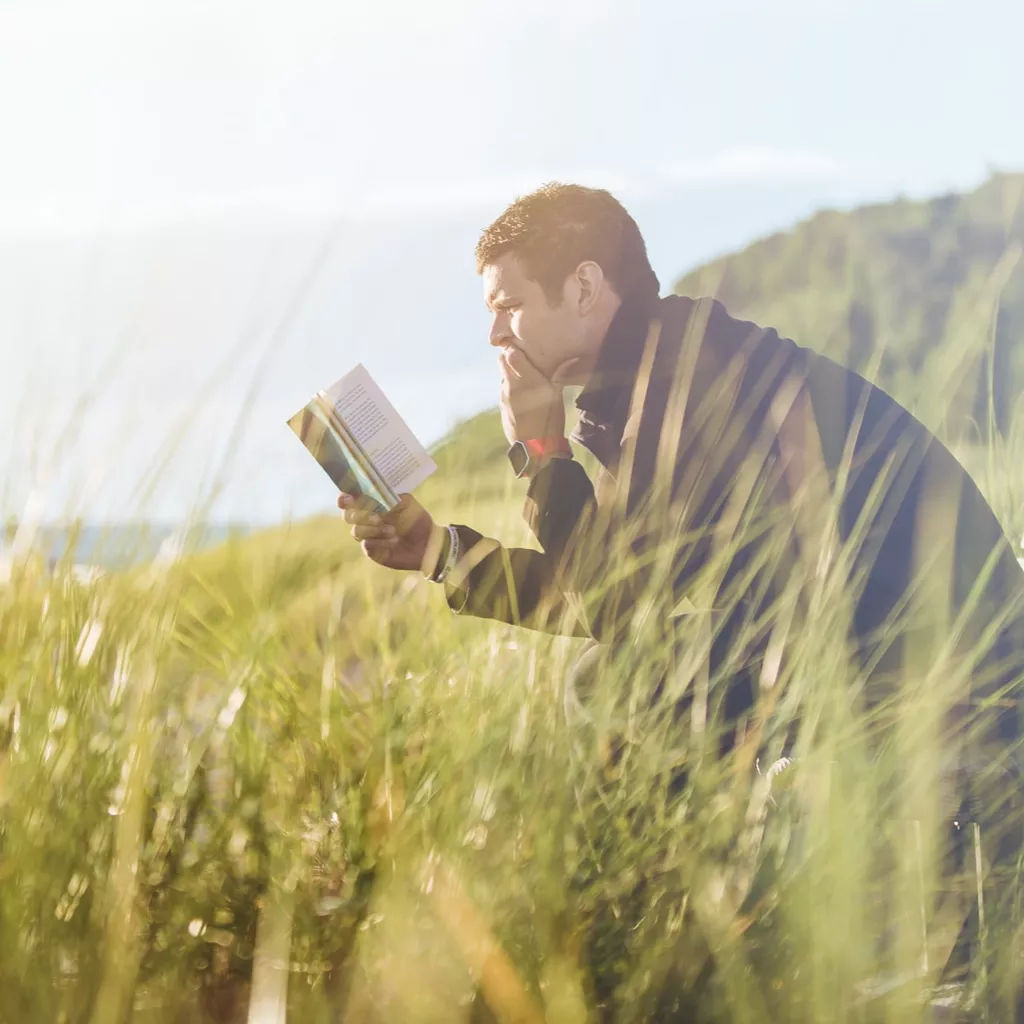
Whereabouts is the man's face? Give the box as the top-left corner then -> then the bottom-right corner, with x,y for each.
482,253 -> 588,382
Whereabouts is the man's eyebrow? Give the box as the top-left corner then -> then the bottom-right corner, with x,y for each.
487,292 -> 519,312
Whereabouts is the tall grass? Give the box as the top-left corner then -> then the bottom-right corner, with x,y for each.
3,387 -> 1024,1024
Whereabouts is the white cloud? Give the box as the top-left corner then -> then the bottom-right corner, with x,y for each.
657,147 -> 845,184
342,149 -> 851,215
0,148 -> 856,234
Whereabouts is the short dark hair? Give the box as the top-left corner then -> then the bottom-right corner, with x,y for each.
475,183 -> 660,305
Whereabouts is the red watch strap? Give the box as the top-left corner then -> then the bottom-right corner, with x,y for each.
523,436 -> 571,459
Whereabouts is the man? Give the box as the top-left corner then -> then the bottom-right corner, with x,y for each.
341,182 -> 1022,727
339,183 -> 1024,1004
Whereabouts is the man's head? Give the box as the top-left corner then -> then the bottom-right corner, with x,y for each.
476,183 -> 660,384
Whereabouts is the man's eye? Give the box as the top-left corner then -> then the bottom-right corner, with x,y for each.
503,305 -> 520,317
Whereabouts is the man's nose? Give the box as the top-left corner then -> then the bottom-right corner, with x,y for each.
489,314 -> 511,347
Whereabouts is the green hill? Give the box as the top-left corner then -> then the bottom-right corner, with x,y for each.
674,171 -> 1024,441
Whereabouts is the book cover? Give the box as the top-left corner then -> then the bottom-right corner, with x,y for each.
288,364 -> 437,510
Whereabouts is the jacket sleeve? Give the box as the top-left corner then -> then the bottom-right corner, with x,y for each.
443,448 -> 667,642
543,451 -> 663,639
442,457 -> 596,637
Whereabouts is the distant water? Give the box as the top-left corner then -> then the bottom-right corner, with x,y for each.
26,523 -> 254,570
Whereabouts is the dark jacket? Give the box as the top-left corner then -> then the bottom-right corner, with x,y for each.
445,293 -> 1024,746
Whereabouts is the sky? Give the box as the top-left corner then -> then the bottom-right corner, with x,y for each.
1,0 -> 1023,525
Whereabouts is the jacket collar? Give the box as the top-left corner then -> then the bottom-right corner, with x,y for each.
572,290 -> 660,470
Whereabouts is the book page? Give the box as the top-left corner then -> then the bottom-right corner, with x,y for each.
323,363 -> 437,495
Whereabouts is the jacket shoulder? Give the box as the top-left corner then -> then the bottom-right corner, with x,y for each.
662,294 -> 802,368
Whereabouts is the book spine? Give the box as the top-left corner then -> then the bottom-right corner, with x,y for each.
315,392 -> 400,509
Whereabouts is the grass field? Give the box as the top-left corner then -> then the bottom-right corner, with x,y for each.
3,400 -> 1024,1024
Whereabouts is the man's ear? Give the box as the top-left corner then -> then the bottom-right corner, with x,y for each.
574,261 -> 606,316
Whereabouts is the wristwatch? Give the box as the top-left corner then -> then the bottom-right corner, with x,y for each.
507,436 -> 572,479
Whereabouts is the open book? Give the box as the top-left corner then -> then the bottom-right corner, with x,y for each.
287,363 -> 437,510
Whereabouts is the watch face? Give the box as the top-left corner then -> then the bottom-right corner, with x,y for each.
507,440 -> 530,478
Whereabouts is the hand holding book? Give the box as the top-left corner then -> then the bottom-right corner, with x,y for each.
337,491 -> 447,575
